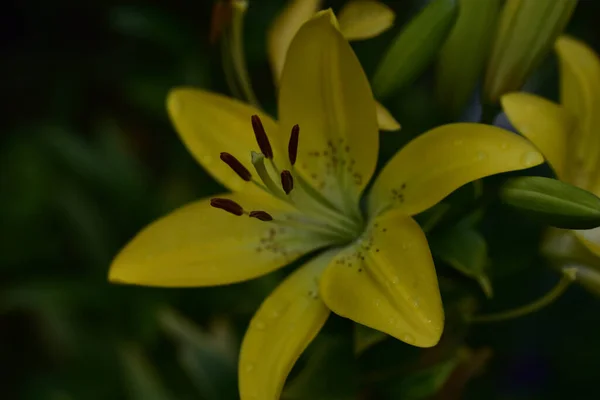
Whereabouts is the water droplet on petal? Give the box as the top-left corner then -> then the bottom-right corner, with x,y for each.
426,319 -> 432,324
402,333 -> 415,344
373,299 -> 381,307
476,151 -> 488,161
521,151 -> 543,167
500,143 -> 509,150
201,154 -> 213,165
253,320 -> 266,330
412,297 -> 420,308
245,363 -> 255,372
391,276 -> 399,284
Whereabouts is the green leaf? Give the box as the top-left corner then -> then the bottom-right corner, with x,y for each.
483,0 -> 577,103
431,225 -> 492,297
384,357 -> 459,400
353,323 -> 388,355
158,309 -> 237,400
372,0 -> 458,98
500,176 -> 600,229
119,345 -> 174,400
437,0 -> 501,116
283,332 -> 358,400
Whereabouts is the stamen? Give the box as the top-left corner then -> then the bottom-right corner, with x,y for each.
251,115 -> 273,159
249,210 -> 274,221
288,124 -> 299,165
280,170 -> 294,194
210,198 -> 244,216
220,152 -> 252,181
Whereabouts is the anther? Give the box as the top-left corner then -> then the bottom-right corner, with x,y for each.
280,170 -> 294,194
288,124 -> 299,165
220,152 -> 252,181
210,198 -> 244,216
249,210 -> 274,221
251,115 -> 273,159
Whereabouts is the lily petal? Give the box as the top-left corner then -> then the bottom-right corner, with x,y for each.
555,36 -> 600,188
279,10 -> 379,215
320,212 -> 443,347
268,0 -> 323,85
167,88 -> 282,195
501,92 -> 572,179
576,228 -> 600,258
239,250 -> 335,400
109,193 -> 330,287
376,101 -> 402,131
338,0 -> 395,41
368,123 -> 545,217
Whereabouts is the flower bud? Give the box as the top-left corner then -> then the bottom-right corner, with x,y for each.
483,0 -> 577,104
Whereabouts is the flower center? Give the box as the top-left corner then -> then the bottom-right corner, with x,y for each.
210,115 -> 364,244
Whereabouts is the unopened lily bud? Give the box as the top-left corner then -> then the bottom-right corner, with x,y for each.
500,176 -> 600,230
483,0 -> 577,104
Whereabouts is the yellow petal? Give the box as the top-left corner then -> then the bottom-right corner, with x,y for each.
279,10 -> 379,215
109,193 -> 329,287
267,0 -> 323,85
575,228 -> 600,258
368,123 -> 544,217
338,0 -> 395,41
239,250 -> 335,400
501,92 -> 572,180
376,101 -> 402,131
320,213 -> 443,347
167,88 -> 281,195
555,36 -> 600,188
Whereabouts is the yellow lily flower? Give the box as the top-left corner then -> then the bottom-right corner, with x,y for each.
268,0 -> 400,131
110,11 -> 544,399
501,35 -> 600,260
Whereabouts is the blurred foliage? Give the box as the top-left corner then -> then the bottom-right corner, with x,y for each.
2,1 -> 600,399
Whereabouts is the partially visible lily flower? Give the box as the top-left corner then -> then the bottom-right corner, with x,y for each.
110,11 -> 544,399
501,35 -> 600,291
268,0 -> 400,131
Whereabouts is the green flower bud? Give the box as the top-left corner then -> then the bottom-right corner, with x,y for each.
437,0 -> 501,116
372,0 -> 457,99
500,176 -> 600,229
483,0 -> 577,104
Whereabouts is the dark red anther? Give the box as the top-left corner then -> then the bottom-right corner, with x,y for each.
210,198 -> 244,216
249,210 -> 274,221
280,170 -> 294,194
251,115 -> 273,159
220,152 -> 252,181
288,124 -> 299,165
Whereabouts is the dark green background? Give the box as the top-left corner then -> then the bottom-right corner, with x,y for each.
2,1 -> 599,399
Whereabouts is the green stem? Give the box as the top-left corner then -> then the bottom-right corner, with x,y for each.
470,268 -> 577,323
221,30 -> 244,100
229,0 -> 260,108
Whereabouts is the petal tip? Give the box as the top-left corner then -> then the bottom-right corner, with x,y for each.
312,8 -> 340,29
